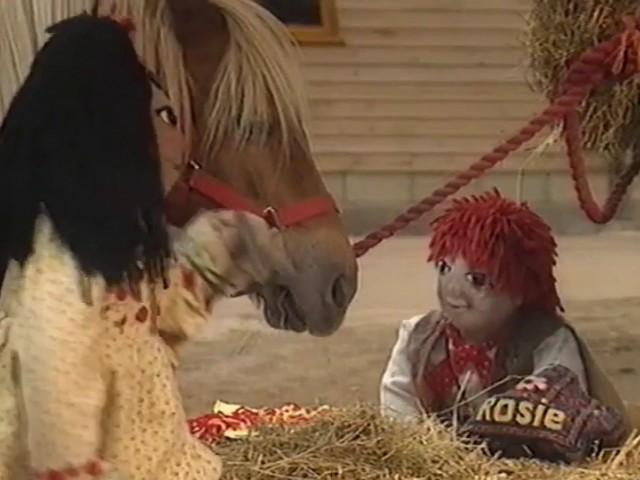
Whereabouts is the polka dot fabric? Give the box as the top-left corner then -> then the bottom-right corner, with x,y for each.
0,215 -> 226,480
100,303 -> 222,480
0,312 -> 27,480
425,323 -> 498,407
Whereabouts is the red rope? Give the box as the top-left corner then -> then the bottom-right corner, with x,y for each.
352,18 -> 640,258
565,109 -> 640,224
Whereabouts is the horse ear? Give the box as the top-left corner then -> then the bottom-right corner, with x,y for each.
0,15 -> 169,285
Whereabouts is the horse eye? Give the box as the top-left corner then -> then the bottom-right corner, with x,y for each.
466,272 -> 489,289
156,106 -> 178,127
436,259 -> 451,275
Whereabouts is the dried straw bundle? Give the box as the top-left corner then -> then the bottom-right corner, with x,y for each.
526,0 -> 640,167
216,406 -> 640,480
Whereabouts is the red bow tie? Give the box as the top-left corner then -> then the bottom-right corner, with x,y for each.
445,324 -> 496,385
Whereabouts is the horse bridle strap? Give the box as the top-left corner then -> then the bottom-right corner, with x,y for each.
187,168 -> 338,230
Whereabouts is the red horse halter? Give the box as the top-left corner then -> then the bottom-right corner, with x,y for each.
167,161 -> 338,230
107,15 -> 338,230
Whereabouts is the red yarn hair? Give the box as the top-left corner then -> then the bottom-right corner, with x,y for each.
428,189 -> 562,313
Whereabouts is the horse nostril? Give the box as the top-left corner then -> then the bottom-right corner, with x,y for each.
330,274 -> 349,309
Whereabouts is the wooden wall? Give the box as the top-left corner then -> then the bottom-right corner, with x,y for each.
300,0 -> 605,175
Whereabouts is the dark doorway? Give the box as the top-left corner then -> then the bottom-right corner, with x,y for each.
260,0 -> 322,26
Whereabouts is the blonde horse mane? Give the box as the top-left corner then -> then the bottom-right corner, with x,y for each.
0,0 -> 312,162
199,0 -> 312,160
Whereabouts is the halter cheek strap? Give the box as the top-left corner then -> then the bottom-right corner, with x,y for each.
169,162 -> 338,230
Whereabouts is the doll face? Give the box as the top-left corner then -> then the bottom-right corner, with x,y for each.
435,256 -> 521,342
150,81 -> 187,194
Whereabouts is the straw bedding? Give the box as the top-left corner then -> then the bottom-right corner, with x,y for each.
526,0 -> 640,168
214,406 -> 640,480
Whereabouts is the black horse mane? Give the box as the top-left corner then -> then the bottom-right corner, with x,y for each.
0,14 -> 170,289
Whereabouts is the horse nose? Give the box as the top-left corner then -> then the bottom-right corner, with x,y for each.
278,229 -> 358,337
329,273 -> 352,310
325,271 -> 357,312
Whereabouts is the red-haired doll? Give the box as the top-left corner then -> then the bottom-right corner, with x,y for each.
380,190 -> 632,462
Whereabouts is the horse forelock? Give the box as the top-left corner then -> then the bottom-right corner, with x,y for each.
199,0 -> 312,167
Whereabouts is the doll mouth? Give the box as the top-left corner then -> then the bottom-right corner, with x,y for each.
445,300 -> 469,310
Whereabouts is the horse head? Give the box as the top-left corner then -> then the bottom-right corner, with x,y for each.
162,0 -> 358,336
0,0 -> 358,337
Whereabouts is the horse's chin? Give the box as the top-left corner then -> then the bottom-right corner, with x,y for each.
252,284 -> 343,337
252,286 -> 308,334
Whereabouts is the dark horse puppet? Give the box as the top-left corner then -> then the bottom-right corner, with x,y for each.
0,14 -> 293,480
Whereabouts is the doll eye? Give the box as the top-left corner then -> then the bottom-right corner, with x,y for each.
436,259 -> 451,275
156,106 -> 178,127
465,272 -> 490,289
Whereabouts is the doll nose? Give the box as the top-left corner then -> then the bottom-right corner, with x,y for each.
442,275 -> 465,297
439,275 -> 471,307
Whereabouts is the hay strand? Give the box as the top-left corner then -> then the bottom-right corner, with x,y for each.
215,406 -> 640,480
